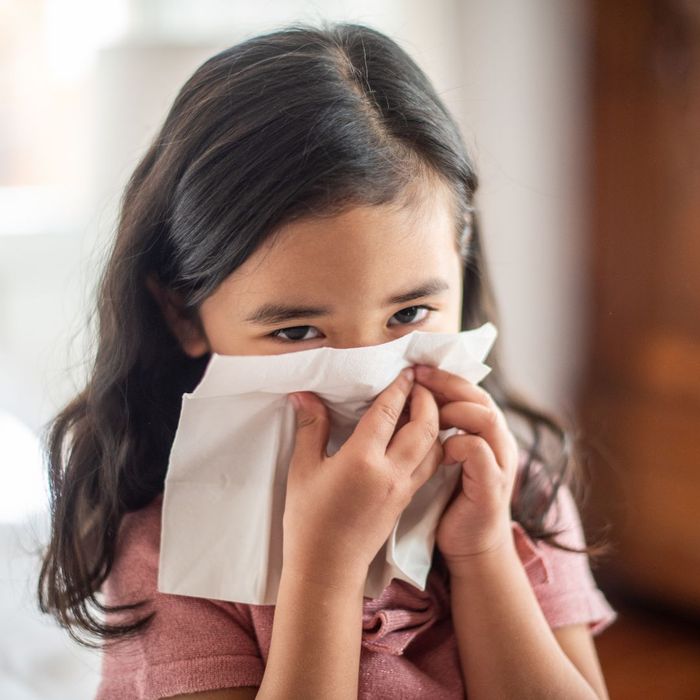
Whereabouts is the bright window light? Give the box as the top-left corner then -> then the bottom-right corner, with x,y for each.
0,411 -> 48,524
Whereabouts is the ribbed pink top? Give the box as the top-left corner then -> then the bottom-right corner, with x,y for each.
95,460 -> 617,699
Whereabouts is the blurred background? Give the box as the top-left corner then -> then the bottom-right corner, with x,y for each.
1,0 -> 698,697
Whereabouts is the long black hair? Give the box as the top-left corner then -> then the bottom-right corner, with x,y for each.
37,20 -> 610,648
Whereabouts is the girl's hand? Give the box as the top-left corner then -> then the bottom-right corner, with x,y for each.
283,368 -> 445,587
413,364 -> 520,575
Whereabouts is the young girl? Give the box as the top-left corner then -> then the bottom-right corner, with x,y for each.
37,20 -> 617,700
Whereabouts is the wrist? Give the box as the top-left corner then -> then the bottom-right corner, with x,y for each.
444,534 -> 518,583
281,559 -> 369,596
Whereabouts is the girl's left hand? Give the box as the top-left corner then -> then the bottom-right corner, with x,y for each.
413,364 -> 520,574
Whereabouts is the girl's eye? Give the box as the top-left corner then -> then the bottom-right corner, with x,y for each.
387,305 -> 433,327
268,305 -> 435,342
269,325 -> 322,342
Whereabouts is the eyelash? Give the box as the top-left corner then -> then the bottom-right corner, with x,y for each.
268,305 -> 437,343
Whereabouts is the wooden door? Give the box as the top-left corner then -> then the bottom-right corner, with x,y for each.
579,0 -> 700,612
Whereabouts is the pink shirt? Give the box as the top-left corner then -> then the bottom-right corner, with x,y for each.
96,461 -> 617,699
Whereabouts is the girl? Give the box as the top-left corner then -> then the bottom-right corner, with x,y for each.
37,20 -> 617,700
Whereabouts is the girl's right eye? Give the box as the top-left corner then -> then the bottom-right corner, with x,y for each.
269,326 -> 321,342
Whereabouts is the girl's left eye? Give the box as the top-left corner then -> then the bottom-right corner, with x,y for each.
268,305 -> 436,343
387,305 -> 434,326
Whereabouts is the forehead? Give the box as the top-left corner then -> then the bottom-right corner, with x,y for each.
234,179 -> 460,288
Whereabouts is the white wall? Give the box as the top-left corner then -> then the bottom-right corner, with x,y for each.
456,0 -> 591,419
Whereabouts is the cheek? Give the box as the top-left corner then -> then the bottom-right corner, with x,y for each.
430,309 -> 462,334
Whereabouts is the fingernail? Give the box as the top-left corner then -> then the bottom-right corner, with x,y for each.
401,367 -> 414,382
289,394 -> 302,409
414,365 -> 432,379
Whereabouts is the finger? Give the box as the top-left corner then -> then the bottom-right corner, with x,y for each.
443,434 -> 504,495
438,401 -> 512,470
287,391 -> 331,465
385,381 -> 440,470
408,437 -> 444,490
351,367 -> 415,457
414,365 -> 494,409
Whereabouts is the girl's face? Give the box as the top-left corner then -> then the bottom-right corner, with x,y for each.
152,179 -> 466,357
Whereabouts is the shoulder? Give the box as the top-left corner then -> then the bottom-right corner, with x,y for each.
109,492 -> 164,582
97,492 -> 265,699
104,491 -> 182,608
104,491 -> 255,630
510,450 -> 618,636
510,447 -> 587,544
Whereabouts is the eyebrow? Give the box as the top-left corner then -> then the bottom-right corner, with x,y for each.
243,277 -> 451,325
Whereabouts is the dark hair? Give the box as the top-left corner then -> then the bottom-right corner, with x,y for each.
37,19 -> 610,648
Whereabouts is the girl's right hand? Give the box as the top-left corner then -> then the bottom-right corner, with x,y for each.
282,367 -> 444,587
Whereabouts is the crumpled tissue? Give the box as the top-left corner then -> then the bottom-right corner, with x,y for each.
157,321 -> 498,604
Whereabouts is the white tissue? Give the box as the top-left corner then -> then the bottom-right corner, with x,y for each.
157,322 -> 498,604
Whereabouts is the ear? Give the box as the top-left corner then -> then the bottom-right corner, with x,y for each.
145,272 -> 210,358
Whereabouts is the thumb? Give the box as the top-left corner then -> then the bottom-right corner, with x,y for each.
288,392 -> 330,463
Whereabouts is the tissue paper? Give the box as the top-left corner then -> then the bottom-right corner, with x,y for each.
158,322 -> 498,604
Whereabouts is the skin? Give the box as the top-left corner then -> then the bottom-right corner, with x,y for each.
159,179 -> 466,357
149,176 -> 610,699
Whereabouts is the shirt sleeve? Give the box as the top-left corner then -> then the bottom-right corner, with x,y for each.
511,478 -> 618,636
95,499 -> 265,700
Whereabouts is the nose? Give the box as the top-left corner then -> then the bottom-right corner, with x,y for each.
328,332 -> 418,400
329,331 -> 400,350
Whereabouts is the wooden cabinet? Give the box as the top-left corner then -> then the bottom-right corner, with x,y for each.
579,0 -> 700,612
